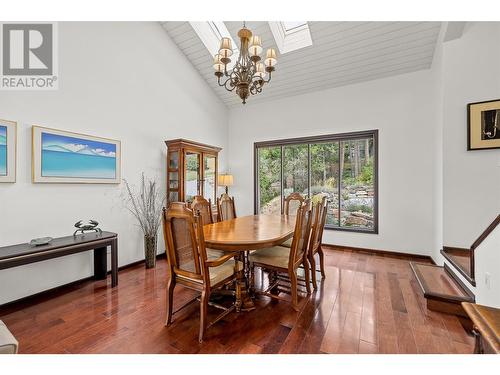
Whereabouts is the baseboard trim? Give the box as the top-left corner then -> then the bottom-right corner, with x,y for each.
444,263 -> 476,301
0,253 -> 166,313
322,244 -> 435,263
440,249 -> 476,287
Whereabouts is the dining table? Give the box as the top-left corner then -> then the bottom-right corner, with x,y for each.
203,214 -> 296,311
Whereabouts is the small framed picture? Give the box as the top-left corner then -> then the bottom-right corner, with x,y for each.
0,119 -> 17,183
32,126 -> 121,183
467,99 -> 500,150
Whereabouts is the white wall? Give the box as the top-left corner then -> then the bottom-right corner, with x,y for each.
430,26 -> 444,263
444,224 -> 500,308
0,22 -> 229,304
228,69 -> 440,256
442,22 -> 500,249
438,22 -> 500,306
474,225 -> 500,307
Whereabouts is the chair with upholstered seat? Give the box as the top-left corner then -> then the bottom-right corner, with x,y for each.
162,202 -> 241,342
279,197 -> 328,289
191,195 -> 228,258
249,201 -> 312,310
307,196 -> 328,289
217,194 -> 237,222
191,195 -> 214,225
280,192 -> 305,247
284,192 -> 305,216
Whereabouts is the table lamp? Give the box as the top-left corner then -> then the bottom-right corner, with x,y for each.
218,174 -> 234,195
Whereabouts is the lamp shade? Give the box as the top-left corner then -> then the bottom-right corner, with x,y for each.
218,174 -> 234,187
264,48 -> 277,67
219,37 -> 233,58
255,63 -> 266,79
248,35 -> 263,56
213,54 -> 224,72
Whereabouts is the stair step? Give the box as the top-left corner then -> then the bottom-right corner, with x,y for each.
441,247 -> 475,286
410,262 -> 474,318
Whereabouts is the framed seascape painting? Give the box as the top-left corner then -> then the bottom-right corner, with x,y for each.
467,99 -> 500,151
0,119 -> 17,183
32,126 -> 121,183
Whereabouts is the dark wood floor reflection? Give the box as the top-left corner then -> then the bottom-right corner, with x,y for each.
0,248 -> 474,354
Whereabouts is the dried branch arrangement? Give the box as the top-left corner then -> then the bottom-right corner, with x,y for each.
123,173 -> 165,238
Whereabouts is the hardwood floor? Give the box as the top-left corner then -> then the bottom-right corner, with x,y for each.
0,247 -> 475,354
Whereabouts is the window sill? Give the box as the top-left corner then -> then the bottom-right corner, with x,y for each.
324,226 -> 378,235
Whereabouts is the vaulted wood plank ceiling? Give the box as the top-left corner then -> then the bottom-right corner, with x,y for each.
162,21 -> 442,108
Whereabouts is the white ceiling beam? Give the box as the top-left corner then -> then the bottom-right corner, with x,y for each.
443,22 -> 466,42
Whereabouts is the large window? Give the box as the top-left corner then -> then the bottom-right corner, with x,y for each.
254,130 -> 378,233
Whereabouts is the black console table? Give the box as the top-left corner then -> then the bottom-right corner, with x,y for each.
0,231 -> 118,287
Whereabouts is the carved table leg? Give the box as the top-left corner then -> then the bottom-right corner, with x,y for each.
235,252 -> 255,312
269,271 -> 280,295
249,261 -> 255,296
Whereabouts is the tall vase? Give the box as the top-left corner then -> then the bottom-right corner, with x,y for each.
144,234 -> 157,269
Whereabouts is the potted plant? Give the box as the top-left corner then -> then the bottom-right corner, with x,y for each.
123,174 -> 165,268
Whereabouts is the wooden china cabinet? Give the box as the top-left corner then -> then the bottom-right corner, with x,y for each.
165,139 -> 221,205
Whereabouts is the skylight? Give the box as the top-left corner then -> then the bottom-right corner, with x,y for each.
269,21 -> 312,54
281,21 -> 308,33
189,21 -> 238,69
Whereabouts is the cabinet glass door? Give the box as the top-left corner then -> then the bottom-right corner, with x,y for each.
185,152 -> 200,202
169,151 -> 179,169
203,155 -> 216,203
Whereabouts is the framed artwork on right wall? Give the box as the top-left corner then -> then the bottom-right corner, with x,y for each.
467,99 -> 500,151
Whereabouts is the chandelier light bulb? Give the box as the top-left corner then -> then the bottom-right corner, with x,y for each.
213,54 -> 224,72
255,63 -> 266,79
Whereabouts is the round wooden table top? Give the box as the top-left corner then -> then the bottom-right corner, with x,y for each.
203,214 -> 296,252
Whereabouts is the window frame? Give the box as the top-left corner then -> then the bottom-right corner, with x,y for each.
253,130 -> 379,234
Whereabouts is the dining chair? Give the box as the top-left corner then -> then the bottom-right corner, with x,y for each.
217,194 -> 237,222
307,196 -> 328,290
162,202 -> 241,343
249,201 -> 312,310
277,198 -> 325,289
284,192 -> 305,215
191,195 -> 214,225
279,192 -> 306,247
